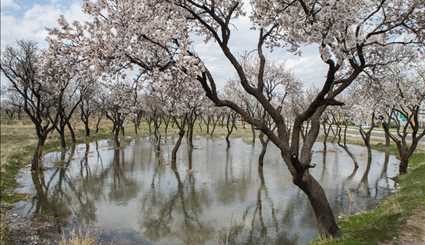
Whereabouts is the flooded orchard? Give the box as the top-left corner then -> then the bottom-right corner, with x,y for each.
14,137 -> 399,245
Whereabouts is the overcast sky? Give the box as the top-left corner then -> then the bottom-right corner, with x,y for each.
1,0 -> 328,89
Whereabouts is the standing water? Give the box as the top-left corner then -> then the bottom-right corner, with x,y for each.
14,137 -> 398,245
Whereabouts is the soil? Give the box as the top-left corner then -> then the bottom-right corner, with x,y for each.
384,209 -> 425,245
3,209 -> 61,245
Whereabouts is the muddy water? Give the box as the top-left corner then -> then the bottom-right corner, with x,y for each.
14,137 -> 399,245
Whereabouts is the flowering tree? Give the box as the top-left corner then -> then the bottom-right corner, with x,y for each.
1,90 -> 24,120
101,77 -> 136,148
149,68 -> 206,168
200,101 -> 222,137
79,85 -> 98,138
377,65 -> 425,174
41,45 -> 82,148
52,0 -> 425,236
1,41 -> 60,170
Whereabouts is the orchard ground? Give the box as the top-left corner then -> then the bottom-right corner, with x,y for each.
0,118 -> 424,244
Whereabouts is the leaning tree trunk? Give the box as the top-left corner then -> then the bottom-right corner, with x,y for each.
95,115 -> 102,134
337,123 -> 359,170
293,172 -> 340,237
322,122 -> 331,153
171,129 -> 185,169
67,121 -> 76,145
210,118 -> 218,137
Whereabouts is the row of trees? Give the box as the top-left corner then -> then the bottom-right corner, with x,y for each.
2,0 -> 425,239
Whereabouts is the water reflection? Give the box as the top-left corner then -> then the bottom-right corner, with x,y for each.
14,138 -> 399,245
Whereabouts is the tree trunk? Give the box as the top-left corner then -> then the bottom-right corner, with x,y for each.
385,132 -> 390,147
134,122 -> 139,135
59,129 -> 67,149
113,125 -> 120,148
206,117 -> 210,134
187,119 -> 194,149
251,124 -> 256,145
322,122 -> 331,153
294,173 -> 340,237
31,136 -> 46,171
148,118 -> 153,135
210,120 -> 217,137
188,147 -> 193,171
399,156 -> 409,174
164,119 -> 169,137
95,115 -> 102,134
153,118 -> 161,152
198,120 -> 203,132
171,129 -> 185,169
258,133 -> 268,171
84,120 -> 90,137
225,115 -> 235,149
67,121 -> 76,144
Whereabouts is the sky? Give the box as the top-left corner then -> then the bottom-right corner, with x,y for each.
1,0 -> 327,89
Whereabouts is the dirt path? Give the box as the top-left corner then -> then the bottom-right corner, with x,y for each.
398,210 -> 425,244
384,209 -> 425,245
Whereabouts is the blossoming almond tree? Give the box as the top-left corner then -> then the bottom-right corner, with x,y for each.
52,0 -> 424,237
377,64 -> 425,174
1,41 -> 60,170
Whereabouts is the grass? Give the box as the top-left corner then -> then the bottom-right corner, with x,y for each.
313,145 -> 425,244
59,229 -> 97,245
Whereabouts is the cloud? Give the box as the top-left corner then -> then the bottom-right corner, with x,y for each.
1,0 -> 87,49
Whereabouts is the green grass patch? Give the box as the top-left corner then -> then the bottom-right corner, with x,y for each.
313,151 -> 425,245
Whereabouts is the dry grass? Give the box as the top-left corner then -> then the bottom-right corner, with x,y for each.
59,230 -> 97,245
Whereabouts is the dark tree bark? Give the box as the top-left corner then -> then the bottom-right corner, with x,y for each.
164,116 -> 171,137
106,110 -> 125,148
1,42 -> 60,170
251,124 -> 256,145
152,115 -> 162,152
359,112 -> 376,184
186,112 -> 197,149
383,107 -> 425,175
171,115 -> 187,168
225,113 -> 237,149
336,119 -> 359,170
209,115 -> 219,137
258,132 -> 269,171
95,113 -> 103,134
80,99 -> 93,138
67,121 -> 76,145
321,120 -> 332,153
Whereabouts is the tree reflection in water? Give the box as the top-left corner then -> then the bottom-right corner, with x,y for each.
20,138 -> 399,245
